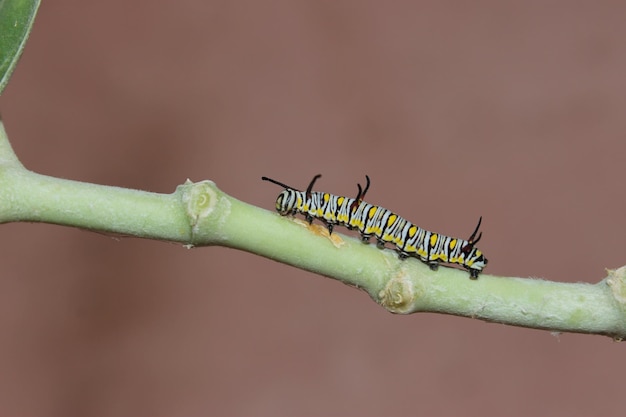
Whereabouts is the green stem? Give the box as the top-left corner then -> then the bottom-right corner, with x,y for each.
0,169 -> 191,241
1,119 -> 625,340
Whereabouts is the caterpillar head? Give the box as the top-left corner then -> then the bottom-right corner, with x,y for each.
262,175 -> 321,216
275,189 -> 297,215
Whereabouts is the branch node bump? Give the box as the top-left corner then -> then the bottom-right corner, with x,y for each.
180,180 -> 218,234
606,266 -> 626,311
379,271 -> 416,314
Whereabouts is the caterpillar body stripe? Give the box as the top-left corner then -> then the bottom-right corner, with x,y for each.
261,175 -> 488,279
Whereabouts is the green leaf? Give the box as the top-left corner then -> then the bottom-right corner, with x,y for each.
0,0 -> 40,95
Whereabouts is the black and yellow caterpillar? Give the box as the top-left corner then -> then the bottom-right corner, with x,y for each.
261,174 -> 488,279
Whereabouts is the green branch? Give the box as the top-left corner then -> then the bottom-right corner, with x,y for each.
1,120 -> 624,340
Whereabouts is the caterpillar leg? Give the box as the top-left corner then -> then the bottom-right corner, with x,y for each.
469,269 -> 479,280
427,262 -> 439,271
376,239 -> 385,249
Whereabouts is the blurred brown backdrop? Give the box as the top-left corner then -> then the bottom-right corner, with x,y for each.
1,1 -> 625,416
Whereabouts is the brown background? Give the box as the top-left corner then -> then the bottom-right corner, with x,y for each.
1,1 -> 625,416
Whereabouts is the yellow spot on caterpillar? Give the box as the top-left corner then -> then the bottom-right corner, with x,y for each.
434,253 -> 448,262
387,214 -> 397,226
449,239 -> 457,249
368,206 -> 377,219
429,233 -> 438,247
351,219 -> 363,229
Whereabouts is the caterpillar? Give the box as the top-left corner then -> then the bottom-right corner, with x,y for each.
261,174 -> 488,279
